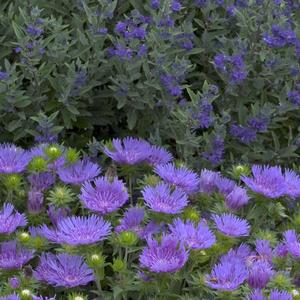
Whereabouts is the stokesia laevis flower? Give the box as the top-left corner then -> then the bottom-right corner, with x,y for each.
103,137 -> 150,165
47,205 -> 70,226
254,239 -> 273,263
28,172 -> 55,191
270,289 -> 292,300
215,176 -> 237,196
146,145 -> 173,165
28,190 -> 44,214
34,253 -> 94,288
80,176 -> 129,214
169,218 -> 216,250
139,234 -> 188,273
0,294 -> 20,300
142,182 -> 188,214
284,169 -> 300,199
0,144 -> 31,173
247,260 -> 274,289
57,158 -> 101,185
32,296 -> 56,300
205,252 -> 248,291
242,165 -> 286,198
225,186 -> 250,210
212,213 -> 250,237
0,203 -> 27,234
198,169 -> 221,194
0,241 -> 34,269
154,163 -> 200,194
245,289 -> 266,300
39,215 -> 111,246
283,229 -> 300,259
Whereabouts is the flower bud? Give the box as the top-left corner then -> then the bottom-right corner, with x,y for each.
20,289 -> 32,300
18,232 -> 30,243
117,231 -> 138,247
9,276 -> 20,288
143,175 -> 160,186
66,148 -> 80,164
112,258 -> 126,272
45,145 -> 62,161
182,207 -> 200,223
87,253 -> 105,268
28,156 -> 48,172
3,174 -> 22,190
231,164 -> 250,179
67,294 -> 88,300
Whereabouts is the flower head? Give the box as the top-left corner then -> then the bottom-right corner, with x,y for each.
80,177 -> 128,214
0,203 -> 27,235
0,241 -> 34,269
242,165 -> 286,198
39,215 -> 111,246
283,229 -> 300,259
103,137 -> 150,165
142,182 -> 188,214
154,163 -> 200,194
34,253 -> 94,288
0,294 -> 20,300
225,186 -> 250,210
198,169 -> 221,194
169,218 -> 216,250
0,144 -> 31,173
146,145 -> 173,165
284,169 -> 300,199
270,289 -> 292,300
215,176 -> 236,195
28,172 -> 55,191
247,260 -> 274,289
212,213 -> 250,237
47,205 -> 70,226
57,158 -> 101,185
139,234 -> 188,273
246,290 -> 266,300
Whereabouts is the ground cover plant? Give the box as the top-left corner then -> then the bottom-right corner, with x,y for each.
0,138 -> 300,299
1,0 -> 300,168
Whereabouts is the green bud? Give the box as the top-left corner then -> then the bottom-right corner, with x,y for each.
182,207 -> 200,223
18,232 -> 30,243
143,175 -> 160,186
87,253 -> 105,268
66,148 -> 80,164
67,293 -> 88,300
47,185 -> 75,206
231,164 -> 251,179
3,174 -> 22,190
28,156 -> 48,172
117,231 -> 138,247
269,273 -> 292,290
254,230 -> 277,246
291,289 -> 300,300
45,145 -> 62,161
112,258 -> 126,272
20,289 -> 32,300
31,236 -> 46,249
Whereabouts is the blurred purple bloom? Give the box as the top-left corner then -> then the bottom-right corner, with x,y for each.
169,218 -> 216,250
283,229 -> 300,259
28,172 -> 55,191
203,137 -> 225,165
0,294 -> 20,300
0,203 -> 27,234
171,0 -> 182,11
230,123 -> 257,144
270,290 -> 292,300
139,234 -> 188,273
151,0 -> 160,9
146,145 -> 173,165
246,290 -> 266,300
34,253 -> 94,288
47,205 -> 70,226
57,158 -> 101,185
40,215 -> 111,245
287,90 -> 300,105
198,169 -> 221,194
284,169 -> 300,199
247,260 -> 274,289
28,190 -> 44,214
248,116 -> 269,132
263,25 -> 297,48
0,241 -> 34,269
142,182 -> 188,214
154,163 -> 200,194
160,74 -> 183,97
225,186 -> 250,210
255,239 -> 273,263
27,24 -> 43,36
8,277 -> 20,289
0,144 -> 31,173
274,242 -> 289,258
32,296 -> 56,300
104,137 -> 150,165
212,213 -> 250,237
242,165 -> 286,198
0,72 -> 9,81
80,176 -> 129,214
215,176 -> 237,195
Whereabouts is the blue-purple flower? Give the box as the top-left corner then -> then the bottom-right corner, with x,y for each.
0,144 -> 31,173
139,235 -> 188,273
246,290 -> 266,300
154,163 -> 200,194
270,290 -> 292,300
212,213 -> 250,237
146,145 -> 173,165
47,205 -> 70,226
242,165 -> 286,198
0,294 -> 20,300
142,182 -> 188,214
225,186 -> 250,210
34,253 -> 94,288
283,229 -> 300,259
39,215 -> 111,246
215,176 -> 237,195
247,260 -> 274,289
0,241 -> 34,269
198,169 -> 221,194
169,218 -> 216,249
284,169 -> 300,199
28,172 -> 55,191
103,137 -> 150,165
57,158 -> 101,185
28,190 -> 44,214
80,176 -> 129,214
0,203 -> 27,235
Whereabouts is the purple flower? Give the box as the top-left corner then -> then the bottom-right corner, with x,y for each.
205,253 -> 248,291
28,190 -> 44,214
8,277 -> 20,289
0,241 -> 34,269
0,294 -> 20,300
225,186 -> 250,210
212,213 -> 250,237
104,137 -> 151,165
154,163 -> 200,194
57,158 -> 101,185
32,296 -> 56,300
203,137 -> 225,165
230,123 -> 257,144
80,176 -> 129,214
248,116 -> 269,132
26,24 -> 43,36
198,169 -> 221,194
246,290 -> 266,300
287,90 -> 300,105
151,0 -> 160,9
284,169 -> 300,199
146,145 -> 173,165
39,215 -> 111,246
169,218 -> 216,250
34,253 -> 94,288
263,25 -> 297,48
274,243 -> 289,258
242,165 -> 286,198
283,229 -> 300,259
171,0 -> 182,11
270,290 -> 292,300
255,239 -> 273,263
0,72 -> 9,81
215,176 -> 237,195
47,205 -> 70,226
28,172 -> 55,191
247,260 -> 274,289
142,182 -> 188,214
139,235 -> 189,273
0,203 -> 27,234
0,144 -> 31,173
115,207 -> 145,236
160,74 -> 183,97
